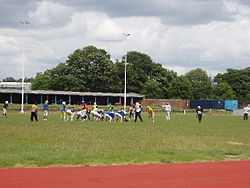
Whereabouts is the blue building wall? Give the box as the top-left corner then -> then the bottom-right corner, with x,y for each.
190,100 -> 224,109
190,100 -> 238,110
224,100 -> 238,110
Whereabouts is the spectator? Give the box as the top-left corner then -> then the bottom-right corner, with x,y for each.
31,102 -> 38,122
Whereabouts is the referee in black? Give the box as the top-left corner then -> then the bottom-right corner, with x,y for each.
134,102 -> 143,122
196,106 -> 203,123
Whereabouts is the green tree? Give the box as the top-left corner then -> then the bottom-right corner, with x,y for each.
32,46 -> 119,92
214,67 -> 250,102
65,46 -> 117,92
31,72 -> 50,90
2,77 -> 33,82
125,51 -> 153,93
168,76 -> 193,99
149,63 -> 177,98
213,82 -> 236,100
184,68 -> 212,99
2,77 -> 16,82
117,51 -> 177,97
246,93 -> 250,103
141,80 -> 164,99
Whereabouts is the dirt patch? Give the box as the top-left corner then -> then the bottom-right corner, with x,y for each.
225,154 -> 238,158
226,141 -> 244,146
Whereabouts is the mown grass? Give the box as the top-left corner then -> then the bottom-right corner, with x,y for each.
0,111 -> 249,168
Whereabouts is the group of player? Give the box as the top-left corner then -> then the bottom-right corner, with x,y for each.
59,101 -> 157,123
58,101 -> 174,123
42,101 -> 250,123
40,101 -> 250,123
1,99 -> 249,123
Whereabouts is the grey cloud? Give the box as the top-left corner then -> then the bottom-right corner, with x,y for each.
0,0 -> 74,29
160,1 -> 235,25
237,0 -> 250,6
0,0 -> 40,28
0,0 -> 243,29
56,0 -> 235,25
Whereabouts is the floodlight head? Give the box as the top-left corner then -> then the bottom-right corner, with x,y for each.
123,33 -> 131,37
20,20 -> 30,24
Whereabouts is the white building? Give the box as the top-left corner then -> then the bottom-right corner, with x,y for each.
0,82 -> 31,91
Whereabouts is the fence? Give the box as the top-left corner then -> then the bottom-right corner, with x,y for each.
141,99 -> 189,109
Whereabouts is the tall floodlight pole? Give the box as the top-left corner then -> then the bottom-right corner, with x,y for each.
20,20 -> 30,113
123,33 -> 131,113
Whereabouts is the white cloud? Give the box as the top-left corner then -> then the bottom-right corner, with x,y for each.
0,35 -> 19,56
93,20 -> 124,42
0,0 -> 250,81
28,1 -> 74,28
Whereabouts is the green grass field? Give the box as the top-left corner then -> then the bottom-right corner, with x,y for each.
0,111 -> 249,168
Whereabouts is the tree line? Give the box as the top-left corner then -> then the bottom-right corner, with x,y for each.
2,46 -> 250,102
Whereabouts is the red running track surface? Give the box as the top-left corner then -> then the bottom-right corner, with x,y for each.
0,161 -> 250,188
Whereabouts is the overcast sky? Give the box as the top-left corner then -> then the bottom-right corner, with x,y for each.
0,0 -> 250,80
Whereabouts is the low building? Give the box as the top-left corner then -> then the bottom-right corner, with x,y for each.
0,89 -> 144,105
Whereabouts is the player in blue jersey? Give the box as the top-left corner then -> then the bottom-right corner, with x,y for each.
91,109 -> 103,121
104,112 -> 115,122
115,109 -> 126,122
43,100 -> 49,121
61,101 -> 67,121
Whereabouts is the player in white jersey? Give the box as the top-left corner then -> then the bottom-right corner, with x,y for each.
66,109 -> 75,121
76,109 -> 88,121
243,105 -> 250,121
162,103 -> 171,120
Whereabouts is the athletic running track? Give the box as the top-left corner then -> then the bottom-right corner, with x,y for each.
0,161 -> 250,188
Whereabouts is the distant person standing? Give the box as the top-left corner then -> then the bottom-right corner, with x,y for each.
31,102 -> 38,122
92,102 -> 98,111
81,101 -> 87,109
61,101 -> 67,121
146,106 -> 155,123
43,100 -> 49,121
1,101 -> 9,117
162,103 -> 171,120
243,105 -> 250,121
134,102 -> 143,122
196,106 -> 203,123
129,103 -> 135,120
107,103 -> 114,112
